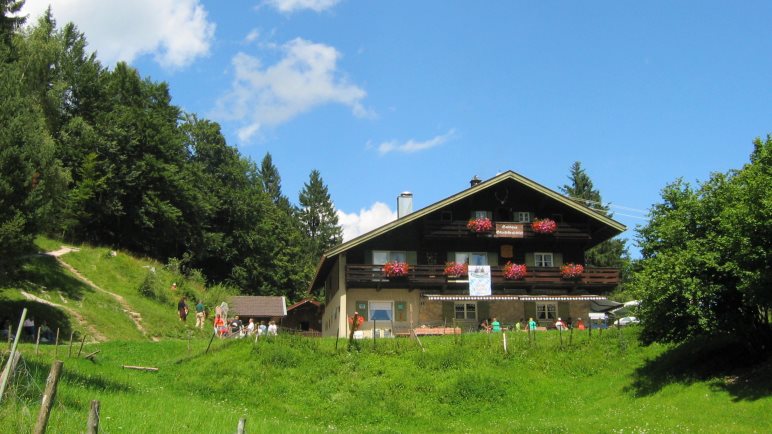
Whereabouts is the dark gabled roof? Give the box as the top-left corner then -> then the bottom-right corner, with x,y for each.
287,298 -> 321,312
310,170 -> 626,291
229,296 -> 287,317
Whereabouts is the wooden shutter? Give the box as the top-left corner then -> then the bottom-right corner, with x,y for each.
487,251 -> 498,266
447,251 -> 455,263
406,251 -> 417,265
395,301 -> 407,322
523,301 -> 536,320
355,300 -> 369,321
442,302 -> 454,323
554,252 -> 564,267
558,302 -> 570,320
525,252 -> 535,267
364,251 -> 372,264
477,301 -> 490,322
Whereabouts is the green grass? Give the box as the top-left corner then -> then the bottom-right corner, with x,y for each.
1,330 -> 769,433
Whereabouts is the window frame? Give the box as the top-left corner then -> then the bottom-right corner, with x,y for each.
455,252 -> 488,266
536,302 -> 557,321
516,212 -> 531,223
372,250 -> 407,265
454,302 -> 477,320
368,300 -> 394,322
534,252 -> 554,268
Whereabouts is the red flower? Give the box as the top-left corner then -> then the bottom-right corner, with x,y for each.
444,262 -> 469,276
561,263 -> 584,279
348,314 -> 365,330
531,218 -> 557,234
503,262 -> 527,280
383,261 -> 409,277
467,217 -> 493,232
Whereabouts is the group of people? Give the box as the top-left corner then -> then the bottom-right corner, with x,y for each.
1,316 -> 55,342
212,315 -> 278,338
479,317 -> 587,332
174,295 -> 280,338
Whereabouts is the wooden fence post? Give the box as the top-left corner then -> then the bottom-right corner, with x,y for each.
503,331 -> 508,354
35,327 -> 42,355
205,330 -> 217,354
86,400 -> 100,434
54,328 -> 60,358
0,351 -> 22,402
33,360 -> 63,434
68,332 -> 74,358
0,308 -> 27,404
237,417 -> 246,434
77,335 -> 87,358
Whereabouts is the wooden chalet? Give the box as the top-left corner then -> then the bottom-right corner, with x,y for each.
310,171 -> 626,337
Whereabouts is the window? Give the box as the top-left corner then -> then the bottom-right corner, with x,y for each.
369,301 -> 393,321
515,212 -> 530,223
455,252 -> 488,266
534,252 -> 554,267
454,302 -> 477,320
373,251 -> 407,265
473,210 -> 489,219
536,302 -> 557,321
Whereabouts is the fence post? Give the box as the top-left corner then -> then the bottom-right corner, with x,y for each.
54,328 -> 60,358
0,308 -> 27,404
35,327 -> 42,355
86,400 -> 100,434
32,360 -> 63,434
77,334 -> 87,358
68,332 -> 74,358
503,331 -> 508,354
237,417 -> 246,434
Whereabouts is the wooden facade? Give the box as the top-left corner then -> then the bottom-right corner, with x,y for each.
312,171 -> 626,337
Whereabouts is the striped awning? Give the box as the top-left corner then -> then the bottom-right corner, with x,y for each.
423,294 -> 607,302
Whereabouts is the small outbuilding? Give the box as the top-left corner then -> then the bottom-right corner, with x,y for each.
229,296 -> 287,324
283,299 -> 323,335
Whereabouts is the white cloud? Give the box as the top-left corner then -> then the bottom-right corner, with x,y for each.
21,0 -> 215,69
263,0 -> 341,13
244,29 -> 260,44
336,202 -> 397,242
375,129 -> 456,155
215,38 -> 368,142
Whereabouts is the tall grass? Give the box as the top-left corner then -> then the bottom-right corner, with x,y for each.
1,329 -> 769,433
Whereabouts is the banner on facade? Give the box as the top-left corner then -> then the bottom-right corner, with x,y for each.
468,265 -> 491,296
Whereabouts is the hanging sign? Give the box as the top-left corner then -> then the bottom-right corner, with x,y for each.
495,223 -> 524,238
469,265 -> 491,296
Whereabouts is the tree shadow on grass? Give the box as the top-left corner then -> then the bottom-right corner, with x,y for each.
626,334 -> 772,402
0,300 -> 74,341
20,255 -> 89,301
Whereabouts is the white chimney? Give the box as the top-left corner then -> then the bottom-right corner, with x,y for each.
397,192 -> 413,218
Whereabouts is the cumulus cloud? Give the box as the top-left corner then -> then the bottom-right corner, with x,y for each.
374,129 -> 456,156
21,0 -> 215,69
337,202 -> 397,242
215,38 -> 368,143
263,0 -> 341,13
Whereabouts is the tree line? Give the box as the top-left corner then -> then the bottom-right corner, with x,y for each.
0,5 -> 342,302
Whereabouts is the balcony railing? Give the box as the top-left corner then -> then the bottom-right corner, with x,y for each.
422,220 -> 592,240
346,264 -> 619,289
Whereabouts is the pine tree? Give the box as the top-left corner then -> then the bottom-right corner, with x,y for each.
298,170 -> 343,263
257,152 -> 292,213
560,162 -> 628,269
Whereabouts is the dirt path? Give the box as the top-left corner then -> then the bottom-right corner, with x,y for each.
45,247 -> 157,341
19,290 -> 107,342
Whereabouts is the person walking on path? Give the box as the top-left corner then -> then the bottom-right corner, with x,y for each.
178,297 -> 189,322
195,300 -> 205,329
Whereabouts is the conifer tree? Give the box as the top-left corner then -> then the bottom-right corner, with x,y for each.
257,152 -> 292,213
560,162 -> 628,269
298,170 -> 342,263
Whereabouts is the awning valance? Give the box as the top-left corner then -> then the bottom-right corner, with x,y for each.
423,294 -> 607,302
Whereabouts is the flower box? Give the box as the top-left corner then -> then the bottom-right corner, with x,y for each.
467,217 -> 493,233
503,262 -> 527,280
444,262 -> 468,278
531,218 -> 557,234
382,261 -> 409,278
560,263 -> 584,279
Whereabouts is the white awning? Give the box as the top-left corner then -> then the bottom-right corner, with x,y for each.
423,294 -> 607,302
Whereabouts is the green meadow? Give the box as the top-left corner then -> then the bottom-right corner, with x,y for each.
0,239 -> 770,433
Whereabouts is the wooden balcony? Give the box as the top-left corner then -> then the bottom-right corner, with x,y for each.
346,264 -> 619,290
422,220 -> 592,240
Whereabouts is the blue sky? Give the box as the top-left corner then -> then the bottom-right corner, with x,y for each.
23,1 -> 772,255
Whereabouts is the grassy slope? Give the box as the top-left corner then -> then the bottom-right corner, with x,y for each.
1,331 -> 770,433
